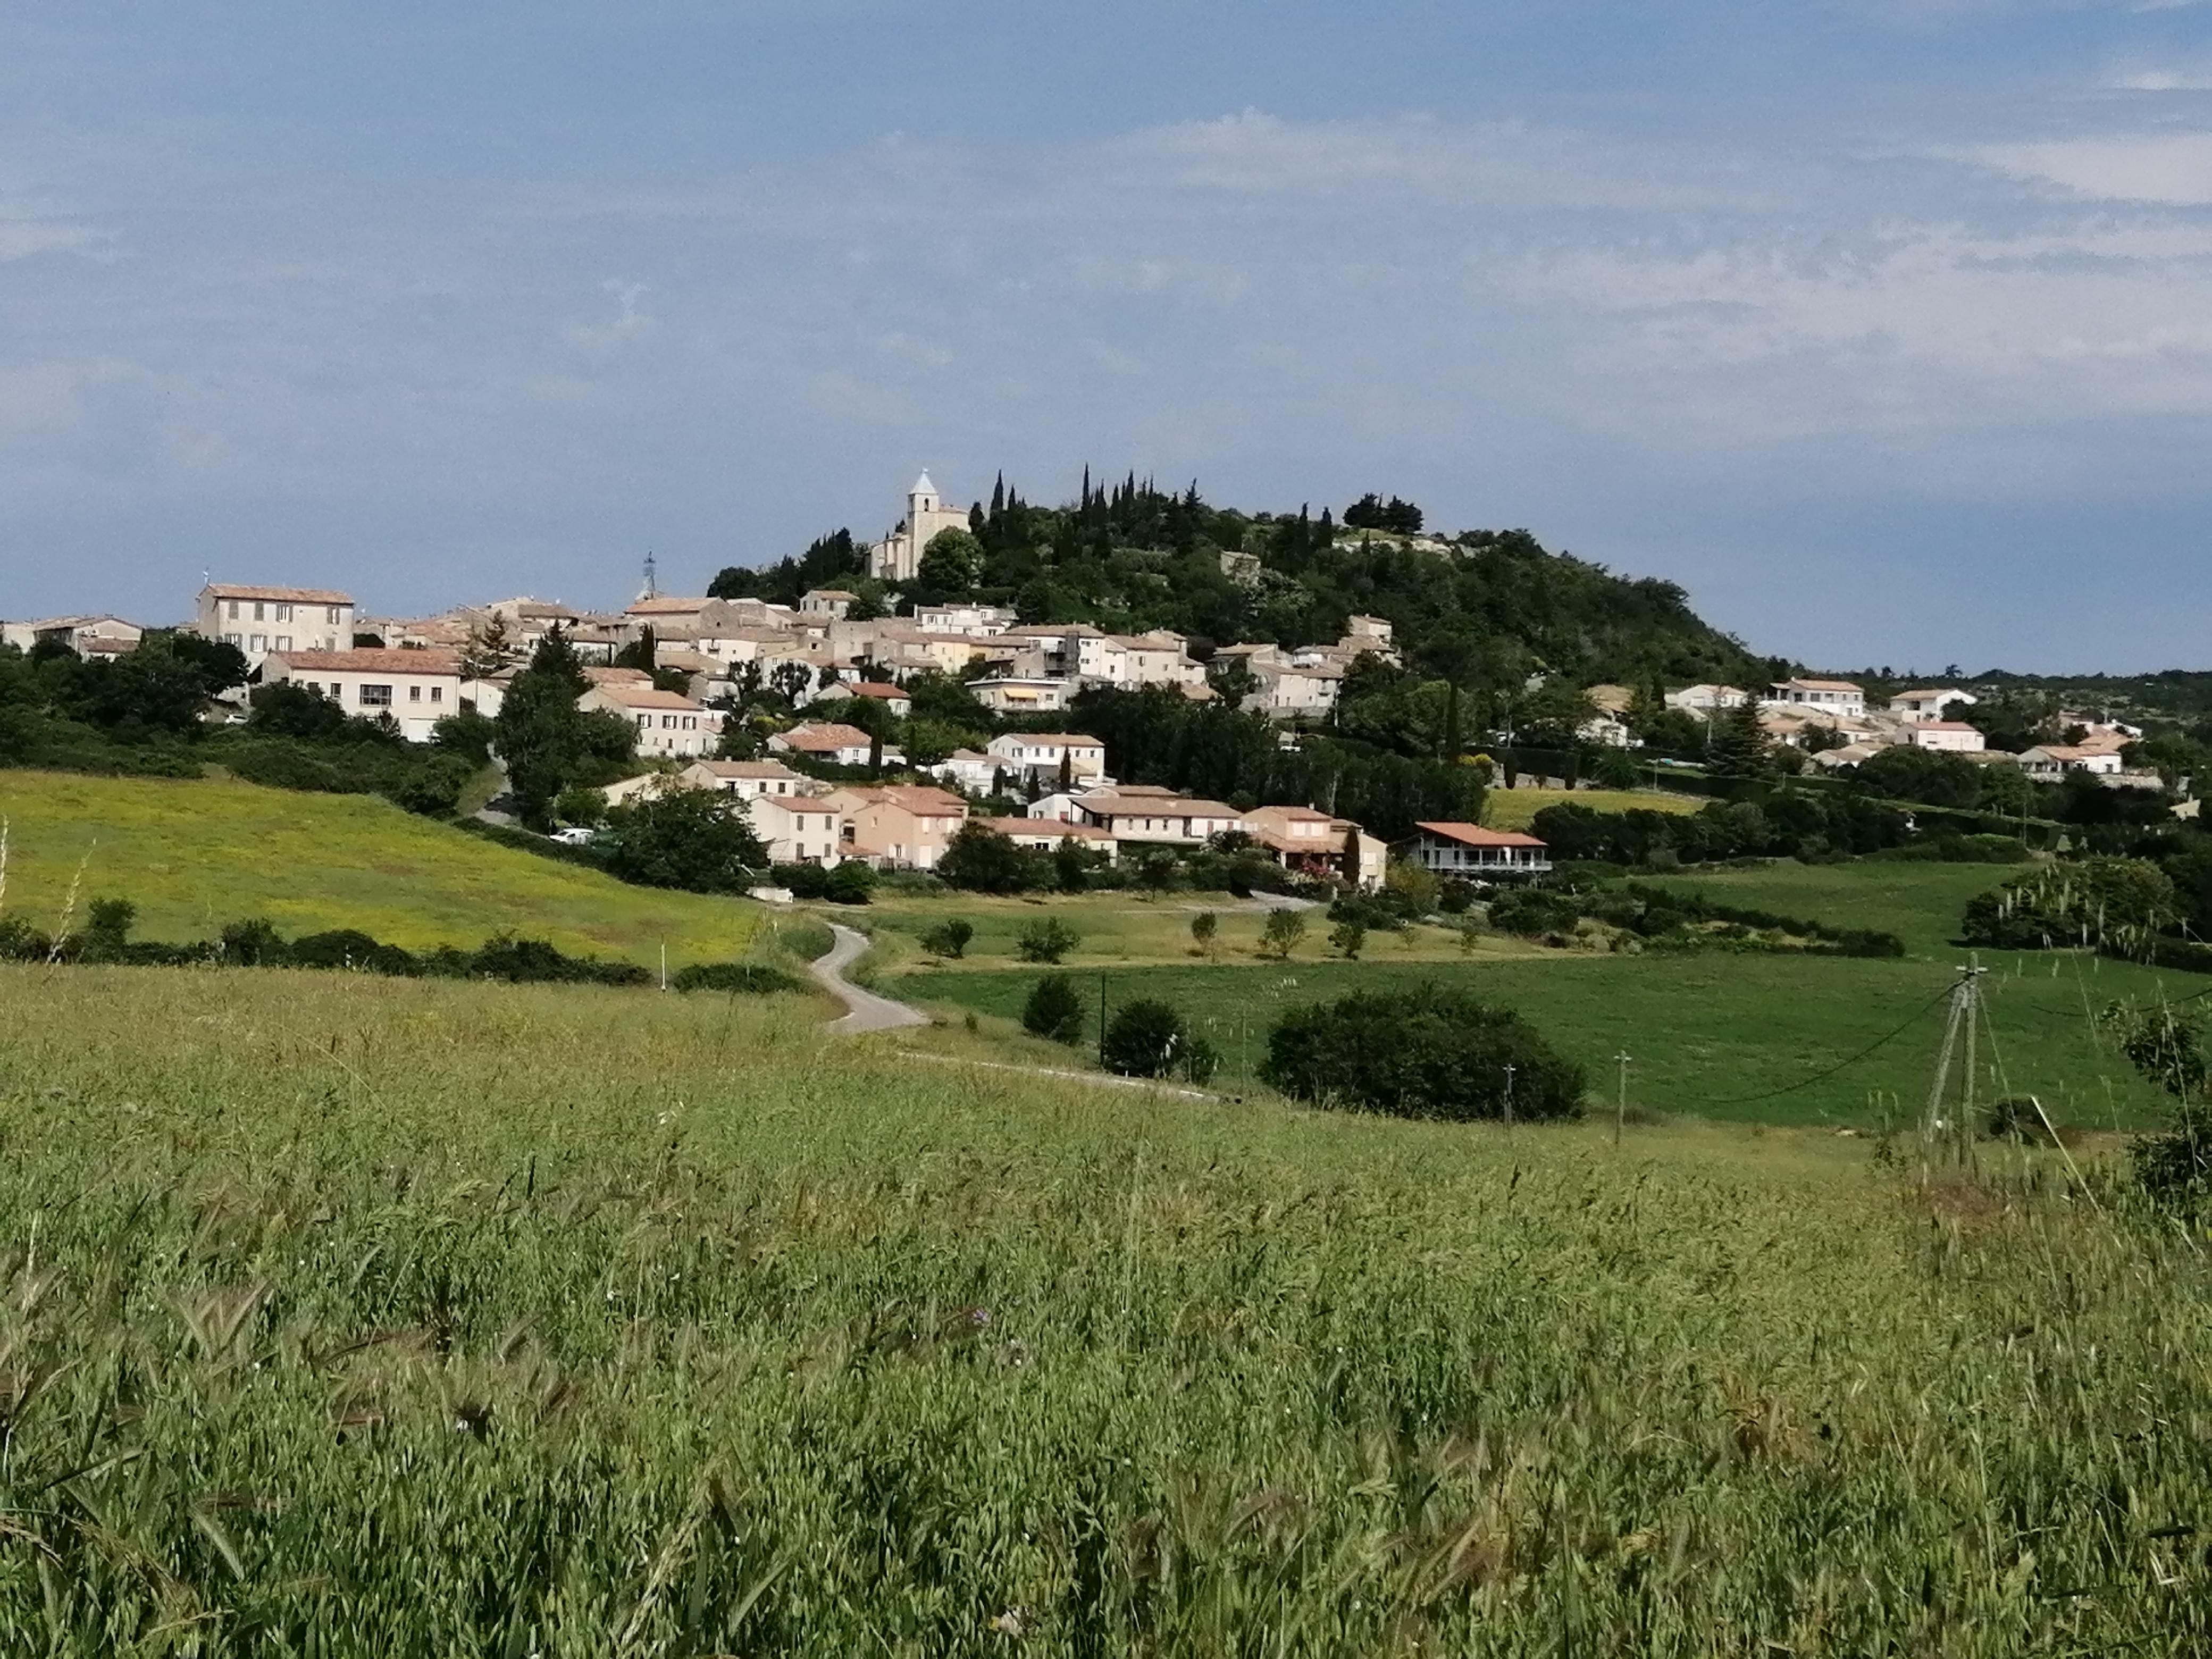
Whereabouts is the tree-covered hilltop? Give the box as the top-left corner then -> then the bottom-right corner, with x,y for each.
710,473 -> 1772,691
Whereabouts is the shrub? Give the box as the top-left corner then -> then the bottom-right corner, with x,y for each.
1021,973 -> 1087,1044
1259,909 -> 1305,960
920,919 -> 975,959
465,934 -> 652,986
937,823 -> 1043,894
1486,887 -> 1581,937
669,962 -> 804,994
1962,858 -> 2176,952
1437,879 -> 1474,915
290,929 -> 421,975
823,861 -> 877,906
1189,911 -> 1219,954
1016,917 -> 1080,963
219,918 -> 288,966
80,897 -> 137,962
1262,985 -> 1586,1122
1101,999 -> 1190,1079
0,916 -> 53,961
1330,919 -> 1366,960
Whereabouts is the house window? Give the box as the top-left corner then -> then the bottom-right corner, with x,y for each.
227,600 -> 240,619
250,634 -> 267,652
274,635 -> 290,652
253,602 -> 265,622
408,684 -> 422,702
326,606 -> 341,625
359,684 -> 392,708
430,686 -> 441,703
224,632 -> 242,647
275,604 -> 292,622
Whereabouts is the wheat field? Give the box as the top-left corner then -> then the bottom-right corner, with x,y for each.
0,963 -> 2205,1654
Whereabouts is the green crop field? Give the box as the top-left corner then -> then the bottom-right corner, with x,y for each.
0,963 -> 2205,1652
1482,785 -> 1704,831
0,768 -> 761,966
1641,859 -> 2022,957
900,950 -> 2183,1129
860,890 -> 1528,973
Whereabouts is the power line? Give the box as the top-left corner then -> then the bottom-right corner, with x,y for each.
1699,983 -> 1959,1107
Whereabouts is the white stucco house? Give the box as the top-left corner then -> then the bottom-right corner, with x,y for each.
197,584 -> 355,667
1764,678 -> 1866,718
1908,722 -> 1987,753
1889,687 -> 1977,723
2020,744 -> 2126,782
984,732 -> 1108,784
261,647 -> 461,742
579,683 -> 724,759
1409,822 -> 1552,880
1666,684 -> 1749,714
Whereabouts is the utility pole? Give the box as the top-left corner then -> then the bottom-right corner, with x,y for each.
1502,1065 -> 1516,1129
1614,1051 -> 1632,1149
1923,959 -> 1989,1155
1098,970 -> 1108,1066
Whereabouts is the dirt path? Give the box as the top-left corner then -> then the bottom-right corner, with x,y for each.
809,923 -> 929,1034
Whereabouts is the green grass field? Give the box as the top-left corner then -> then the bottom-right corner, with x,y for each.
1483,785 -> 1704,831
0,963 -> 2203,1652
858,890 -> 1528,974
1641,858 -> 2021,957
0,768 -> 761,966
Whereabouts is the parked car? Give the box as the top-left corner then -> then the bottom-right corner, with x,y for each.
549,826 -> 597,847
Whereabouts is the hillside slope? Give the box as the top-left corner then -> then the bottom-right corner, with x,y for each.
0,770 -> 759,966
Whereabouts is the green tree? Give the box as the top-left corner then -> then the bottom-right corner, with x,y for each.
1710,697 -> 1770,778
495,629 -> 636,829
2104,998 -> 2211,1211
599,789 -> 768,892
1189,910 -> 1219,956
1015,917 -> 1080,963
920,919 -> 974,959
937,823 -> 1040,894
1330,918 -> 1366,959
1262,984 -> 1586,1121
1021,973 -> 1087,1044
1101,999 -> 1192,1078
1260,909 -> 1306,960
917,528 -> 985,594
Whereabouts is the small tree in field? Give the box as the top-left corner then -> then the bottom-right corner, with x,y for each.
1189,911 -> 1219,957
1016,917 -> 1080,963
1022,974 -> 1086,1044
1263,985 -> 1584,1121
1330,919 -> 1365,960
920,919 -> 974,959
2105,998 -> 2212,1212
1102,1000 -> 1217,1083
1261,909 -> 1306,961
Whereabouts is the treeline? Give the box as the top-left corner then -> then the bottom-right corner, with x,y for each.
0,636 -> 485,817
1488,882 -> 1905,958
1072,685 -> 1483,842
0,901 -> 800,993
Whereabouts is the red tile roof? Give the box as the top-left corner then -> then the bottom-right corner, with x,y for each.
1415,822 -> 1547,849
268,649 -> 460,675
205,583 -> 353,604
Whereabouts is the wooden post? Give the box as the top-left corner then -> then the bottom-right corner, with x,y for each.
1614,1051 -> 1631,1149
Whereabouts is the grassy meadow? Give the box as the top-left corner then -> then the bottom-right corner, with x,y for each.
0,768 -> 762,967
886,862 -> 2186,1129
1,962 -> 2208,1653
1482,785 -> 1703,831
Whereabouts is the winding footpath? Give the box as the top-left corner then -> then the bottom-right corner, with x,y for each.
808,923 -> 929,1034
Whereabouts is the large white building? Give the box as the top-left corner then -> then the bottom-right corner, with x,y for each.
579,683 -> 724,758
262,648 -> 461,742
197,583 -> 355,667
867,472 -> 975,583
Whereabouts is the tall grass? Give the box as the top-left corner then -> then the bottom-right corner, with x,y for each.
0,964 -> 2205,1653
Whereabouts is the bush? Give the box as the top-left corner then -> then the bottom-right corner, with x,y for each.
1101,999 -> 1209,1080
1329,919 -> 1366,960
290,929 -> 421,975
823,861 -> 877,905
669,962 -> 804,994
1021,973 -> 1087,1044
1962,858 -> 2176,952
1485,887 -> 1581,937
465,934 -> 652,986
920,919 -> 974,959
219,918 -> 288,966
1259,909 -> 1306,960
1262,985 -> 1585,1122
936,823 -> 1044,894
1015,917 -> 1080,963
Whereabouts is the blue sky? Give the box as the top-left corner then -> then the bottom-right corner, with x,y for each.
3,2 -> 2209,671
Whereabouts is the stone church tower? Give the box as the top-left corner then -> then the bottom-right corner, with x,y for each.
867,471 -> 973,583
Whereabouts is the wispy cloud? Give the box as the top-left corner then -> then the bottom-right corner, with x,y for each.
1972,131 -> 2212,202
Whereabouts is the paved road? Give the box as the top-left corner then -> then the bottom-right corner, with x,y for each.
1248,890 -> 1317,911
810,923 -> 929,1034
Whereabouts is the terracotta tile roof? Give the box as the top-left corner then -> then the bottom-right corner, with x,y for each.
988,733 -> 1104,749
587,684 -> 705,711
690,759 -> 802,779
840,681 -> 911,700
776,722 -> 874,750
977,817 -> 1116,841
1415,822 -> 1548,849
268,648 -> 460,674
204,583 -> 354,604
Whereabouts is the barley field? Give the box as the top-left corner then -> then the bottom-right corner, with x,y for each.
1,963 -> 2207,1654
